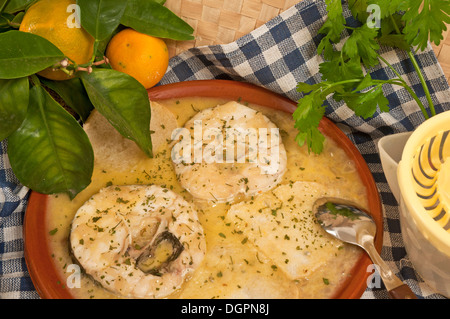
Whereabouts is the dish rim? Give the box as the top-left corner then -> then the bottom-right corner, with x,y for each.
24,79 -> 383,299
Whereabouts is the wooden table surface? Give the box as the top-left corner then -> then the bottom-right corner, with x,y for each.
163,0 -> 450,84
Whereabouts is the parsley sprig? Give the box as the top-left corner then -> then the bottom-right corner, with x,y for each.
295,0 -> 450,154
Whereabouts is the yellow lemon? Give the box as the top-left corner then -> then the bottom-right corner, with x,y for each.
19,0 -> 95,80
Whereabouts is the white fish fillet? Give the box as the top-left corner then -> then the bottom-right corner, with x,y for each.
70,184 -> 206,299
172,101 -> 287,203
227,181 -> 348,280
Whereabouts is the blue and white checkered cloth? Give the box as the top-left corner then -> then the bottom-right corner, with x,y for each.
2,0 -> 450,299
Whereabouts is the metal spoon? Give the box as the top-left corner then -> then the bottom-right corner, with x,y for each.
313,197 -> 417,299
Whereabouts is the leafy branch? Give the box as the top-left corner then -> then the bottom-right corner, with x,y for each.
295,0 -> 450,154
0,0 -> 194,199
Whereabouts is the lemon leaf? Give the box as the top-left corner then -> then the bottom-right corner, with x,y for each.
80,69 -> 153,158
121,0 -> 194,41
77,0 -> 127,41
0,77 -> 29,141
7,85 -> 94,199
0,31 -> 65,79
2,0 -> 34,14
41,77 -> 94,123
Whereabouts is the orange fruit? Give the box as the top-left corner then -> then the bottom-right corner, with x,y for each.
19,0 -> 95,81
106,28 -> 169,89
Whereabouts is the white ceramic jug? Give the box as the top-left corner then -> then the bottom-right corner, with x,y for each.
378,111 -> 450,298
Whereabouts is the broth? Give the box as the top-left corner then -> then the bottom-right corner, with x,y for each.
45,97 -> 366,299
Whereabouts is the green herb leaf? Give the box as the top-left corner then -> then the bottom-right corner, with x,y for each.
342,24 -> 380,67
320,0 -> 346,38
319,56 -> 364,84
0,77 -> 29,141
80,69 -> 153,157
377,14 -> 410,50
295,0 -> 443,154
77,0 -> 128,41
368,0 -> 403,19
377,34 -> 410,51
7,85 -> 94,199
296,82 -> 323,95
317,0 -> 346,59
325,202 -> 361,221
402,0 -> 450,51
0,31 -> 65,79
348,0 -> 370,23
293,93 -> 327,154
343,85 -> 390,118
121,0 -> 194,40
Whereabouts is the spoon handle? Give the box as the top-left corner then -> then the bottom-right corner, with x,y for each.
388,284 -> 418,299
361,233 -> 417,299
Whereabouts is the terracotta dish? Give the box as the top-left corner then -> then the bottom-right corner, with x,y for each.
24,80 -> 383,299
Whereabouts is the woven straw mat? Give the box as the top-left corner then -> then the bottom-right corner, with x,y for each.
164,0 -> 450,84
